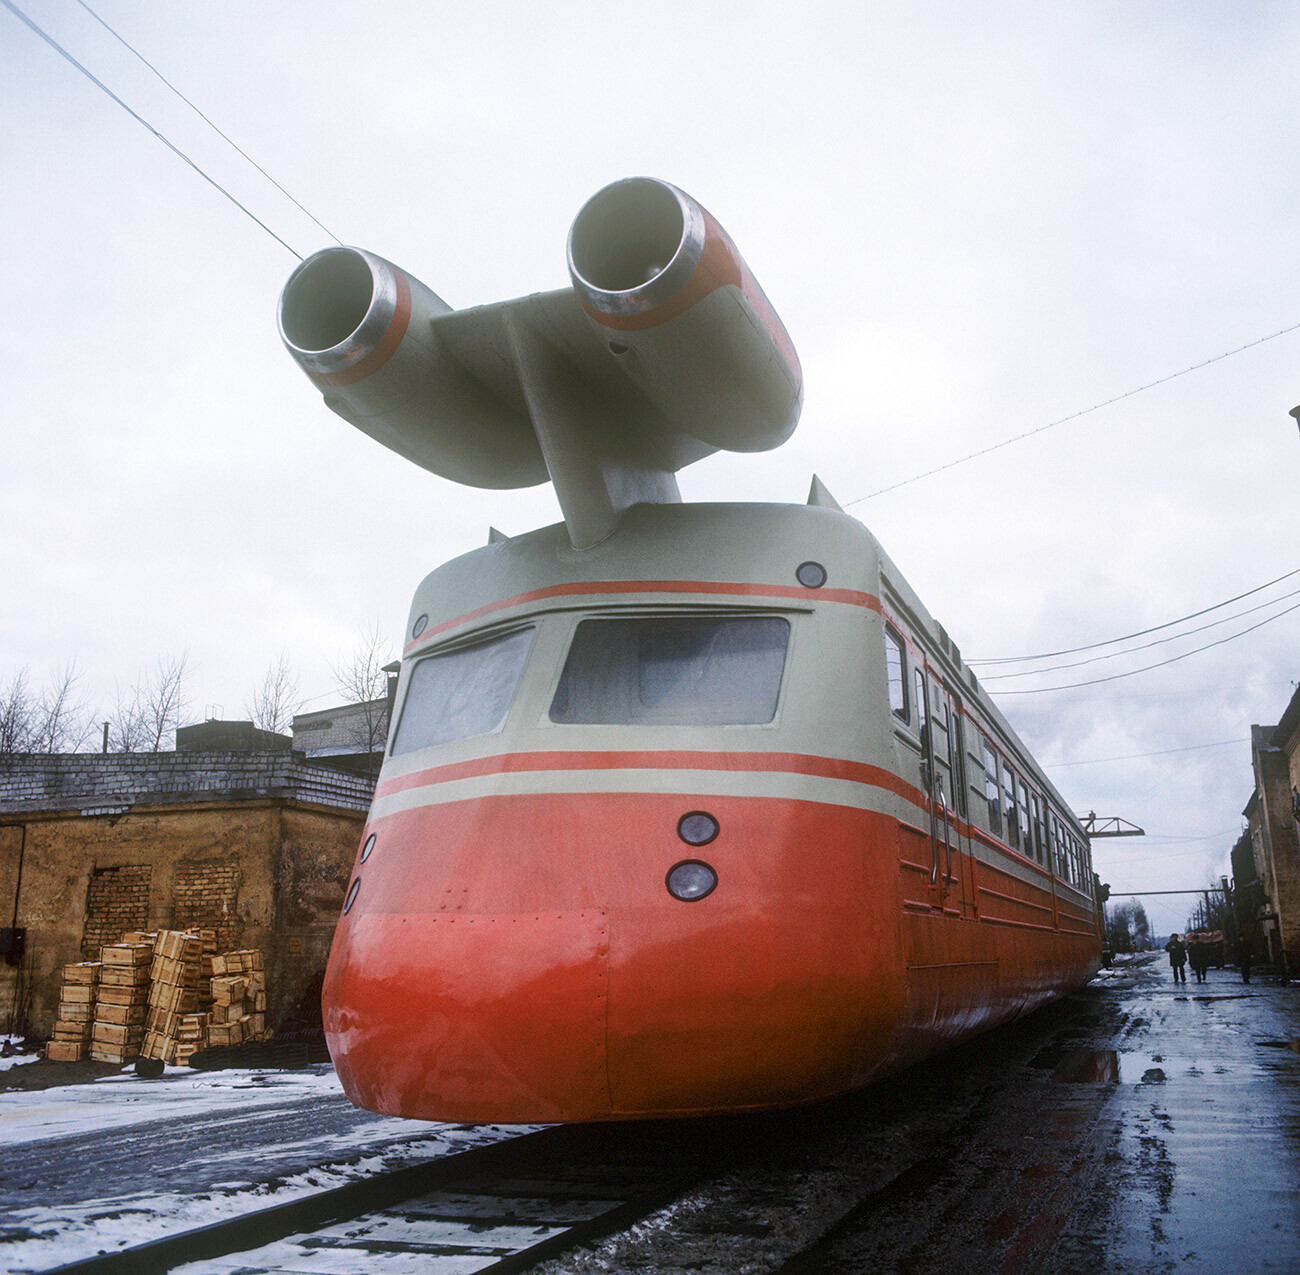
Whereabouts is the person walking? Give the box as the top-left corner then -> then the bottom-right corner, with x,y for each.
1188,934 -> 1208,983
1165,933 -> 1188,984
1234,935 -> 1252,984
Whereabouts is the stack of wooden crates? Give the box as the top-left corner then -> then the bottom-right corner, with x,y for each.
91,942 -> 153,1063
142,930 -> 201,1064
45,962 -> 100,1060
44,929 -> 270,1065
208,951 -> 267,1047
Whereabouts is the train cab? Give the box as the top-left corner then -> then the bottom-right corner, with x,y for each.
322,500 -> 919,1122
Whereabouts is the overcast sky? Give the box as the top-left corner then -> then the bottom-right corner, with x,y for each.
3,1 -> 1297,936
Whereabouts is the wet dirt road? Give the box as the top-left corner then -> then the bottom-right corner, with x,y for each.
535,956 -> 1300,1274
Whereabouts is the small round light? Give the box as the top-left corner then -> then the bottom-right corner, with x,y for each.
667,860 -> 718,902
796,561 -> 827,588
360,833 -> 376,863
678,811 -> 719,846
343,877 -> 361,914
412,614 -> 428,638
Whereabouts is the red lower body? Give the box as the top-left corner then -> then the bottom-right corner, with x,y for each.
323,791 -> 1098,1122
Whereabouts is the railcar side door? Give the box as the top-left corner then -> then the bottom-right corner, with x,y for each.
916,669 -> 958,910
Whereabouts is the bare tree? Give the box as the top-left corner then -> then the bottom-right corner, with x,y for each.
246,651 -> 302,735
32,659 -> 94,753
331,622 -> 394,753
1,664 -> 95,755
107,681 -> 150,752
108,652 -> 192,752
0,669 -> 35,756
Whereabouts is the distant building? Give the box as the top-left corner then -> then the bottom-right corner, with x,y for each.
1234,687 -> 1300,975
291,698 -> 390,775
0,730 -> 375,1037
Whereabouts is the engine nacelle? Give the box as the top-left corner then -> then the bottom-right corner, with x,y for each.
278,248 -> 547,489
567,177 -> 801,454
278,178 -> 802,544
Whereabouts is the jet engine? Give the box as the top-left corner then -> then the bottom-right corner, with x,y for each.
278,178 -> 801,547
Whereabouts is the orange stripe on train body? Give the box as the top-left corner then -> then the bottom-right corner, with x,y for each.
403,579 -> 881,655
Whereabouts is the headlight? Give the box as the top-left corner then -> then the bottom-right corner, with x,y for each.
667,860 -> 718,902
677,811 -> 719,846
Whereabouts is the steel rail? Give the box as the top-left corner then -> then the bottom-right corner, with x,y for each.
43,1126 -> 561,1275
42,1118 -> 729,1275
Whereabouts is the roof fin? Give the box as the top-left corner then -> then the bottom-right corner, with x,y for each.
807,475 -> 842,510
487,526 -> 508,544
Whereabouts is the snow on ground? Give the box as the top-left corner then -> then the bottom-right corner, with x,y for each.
0,1061 -> 346,1146
0,1065 -> 536,1274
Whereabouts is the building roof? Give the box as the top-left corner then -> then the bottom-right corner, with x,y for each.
0,750 -> 375,817
1271,683 -> 1300,753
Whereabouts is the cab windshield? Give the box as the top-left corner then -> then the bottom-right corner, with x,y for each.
549,615 -> 789,726
391,627 -> 535,755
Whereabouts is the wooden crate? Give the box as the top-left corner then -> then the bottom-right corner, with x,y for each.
91,1022 -> 144,1047
96,984 -> 150,1007
57,1001 -> 93,1023
53,1020 -> 92,1041
150,955 -> 200,988
100,964 -> 151,988
46,1040 -> 85,1062
120,931 -> 159,949
149,982 -> 198,1015
156,931 -> 202,961
63,962 -> 101,986
211,976 -> 247,1005
89,1043 -> 135,1064
97,1002 -> 147,1027
246,1012 -> 265,1039
101,943 -> 154,967
60,983 -> 96,1005
146,1006 -> 182,1036
210,1000 -> 246,1025
207,1020 -> 244,1047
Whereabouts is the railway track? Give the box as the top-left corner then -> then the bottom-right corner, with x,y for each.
42,980 -> 1132,1275
43,1113 -> 761,1275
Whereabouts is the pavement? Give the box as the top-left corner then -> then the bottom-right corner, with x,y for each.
1041,955 -> 1300,1273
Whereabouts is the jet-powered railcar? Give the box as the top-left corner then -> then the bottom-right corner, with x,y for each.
278,178 -> 1101,1122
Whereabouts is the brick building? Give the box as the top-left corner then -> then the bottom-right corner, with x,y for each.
0,734 -> 374,1037
1233,687 -> 1300,975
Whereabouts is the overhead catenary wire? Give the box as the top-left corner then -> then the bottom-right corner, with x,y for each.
843,325 -> 1300,506
1042,738 -> 1243,768
971,565 -> 1300,665
1,0 -> 303,259
70,0 -> 341,247
991,597 -> 1300,694
980,583 -> 1300,681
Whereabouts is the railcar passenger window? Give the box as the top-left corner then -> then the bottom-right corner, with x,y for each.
1002,766 -> 1019,849
1017,783 -> 1031,857
391,627 -> 535,755
885,628 -> 908,720
1030,793 -> 1045,864
982,740 -> 1002,837
549,615 -> 789,725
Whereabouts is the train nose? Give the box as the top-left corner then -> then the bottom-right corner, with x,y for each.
324,906 -> 611,1123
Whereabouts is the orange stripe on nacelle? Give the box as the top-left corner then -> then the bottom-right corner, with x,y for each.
576,210 -> 801,384
310,269 -> 412,388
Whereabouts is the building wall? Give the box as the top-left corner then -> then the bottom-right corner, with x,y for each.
0,751 -> 372,1035
1251,726 -> 1300,976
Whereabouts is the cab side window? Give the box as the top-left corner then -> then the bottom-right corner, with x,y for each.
885,627 -> 908,721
